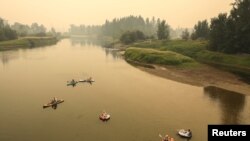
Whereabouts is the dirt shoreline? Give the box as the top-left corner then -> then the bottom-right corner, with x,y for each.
129,61 -> 250,95
110,44 -> 250,95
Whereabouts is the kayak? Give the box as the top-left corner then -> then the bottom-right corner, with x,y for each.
178,129 -> 192,138
43,99 -> 64,108
79,79 -> 95,83
67,81 -> 78,86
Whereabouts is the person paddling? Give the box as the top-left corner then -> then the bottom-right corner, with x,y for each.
51,97 -> 57,104
163,134 -> 169,141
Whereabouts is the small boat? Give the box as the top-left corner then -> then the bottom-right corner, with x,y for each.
67,80 -> 78,86
178,129 -> 192,138
79,79 -> 95,82
43,99 -> 64,108
79,77 -> 95,83
99,112 -> 111,121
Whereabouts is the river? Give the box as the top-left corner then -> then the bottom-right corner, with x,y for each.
0,38 -> 250,141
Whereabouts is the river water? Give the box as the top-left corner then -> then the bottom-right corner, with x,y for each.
0,39 -> 250,141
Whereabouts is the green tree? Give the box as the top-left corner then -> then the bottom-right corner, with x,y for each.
157,20 -> 170,40
120,30 -> 145,44
0,17 -> 17,41
229,0 -> 250,53
0,18 -> 5,40
30,23 -> 46,36
4,25 -> 17,40
181,28 -> 190,40
208,0 -> 250,54
191,20 -> 210,40
11,22 -> 28,37
209,13 -> 229,51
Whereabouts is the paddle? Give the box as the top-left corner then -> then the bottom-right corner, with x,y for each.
159,134 -> 167,140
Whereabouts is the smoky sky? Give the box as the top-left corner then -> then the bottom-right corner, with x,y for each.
0,0 -> 234,31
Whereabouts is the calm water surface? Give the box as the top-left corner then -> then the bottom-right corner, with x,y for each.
0,39 -> 250,141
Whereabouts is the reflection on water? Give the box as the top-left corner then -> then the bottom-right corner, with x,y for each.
70,36 -> 108,47
70,37 -> 122,60
0,45 -> 53,65
0,51 -> 19,65
204,86 -> 246,124
70,37 -> 93,46
52,104 -> 57,109
103,48 -> 123,60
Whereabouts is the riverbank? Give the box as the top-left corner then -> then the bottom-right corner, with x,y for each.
124,47 -> 199,68
0,37 -> 58,51
121,40 -> 250,95
134,63 -> 250,95
131,40 -> 250,80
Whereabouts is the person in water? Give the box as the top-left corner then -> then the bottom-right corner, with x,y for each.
51,97 -> 57,103
86,77 -> 92,81
163,135 -> 169,141
188,129 -> 192,136
102,111 -> 106,116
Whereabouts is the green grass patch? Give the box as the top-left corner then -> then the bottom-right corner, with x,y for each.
132,39 -> 207,58
0,37 -> 58,51
132,39 -> 250,68
130,39 -> 250,79
125,47 -> 198,67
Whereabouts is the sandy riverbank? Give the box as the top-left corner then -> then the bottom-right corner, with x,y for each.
108,41 -> 250,95
130,62 -> 250,95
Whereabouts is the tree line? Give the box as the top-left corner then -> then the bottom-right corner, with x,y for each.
69,15 -> 176,45
69,15 -> 159,38
101,16 -> 158,38
0,18 -> 18,41
11,22 -> 59,37
209,0 -> 250,54
69,15 -> 188,40
0,17 -> 60,41
69,0 -> 249,54
184,0 -> 250,54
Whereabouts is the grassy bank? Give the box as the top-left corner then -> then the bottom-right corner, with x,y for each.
133,40 -> 206,58
129,39 -> 250,81
132,40 -> 250,67
125,47 -> 199,68
0,37 -> 58,51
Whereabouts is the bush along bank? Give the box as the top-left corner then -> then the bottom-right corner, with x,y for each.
0,37 -> 58,51
124,47 -> 199,68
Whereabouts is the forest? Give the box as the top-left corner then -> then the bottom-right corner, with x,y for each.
69,0 -> 250,54
0,17 -> 59,41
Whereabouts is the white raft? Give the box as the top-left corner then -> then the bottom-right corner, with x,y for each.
178,129 -> 192,138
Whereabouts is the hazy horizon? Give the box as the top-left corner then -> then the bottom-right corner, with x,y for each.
0,0 -> 234,32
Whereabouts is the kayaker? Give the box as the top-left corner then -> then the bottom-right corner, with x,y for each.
163,135 -> 169,141
51,97 -> 57,103
87,77 -> 92,81
188,129 -> 192,136
102,111 -> 106,117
